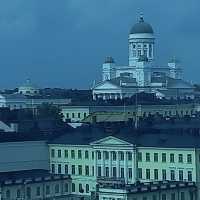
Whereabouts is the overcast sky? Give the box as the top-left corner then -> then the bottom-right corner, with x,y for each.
0,0 -> 199,89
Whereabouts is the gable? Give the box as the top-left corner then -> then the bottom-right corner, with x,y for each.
94,82 -> 121,90
90,136 -> 132,146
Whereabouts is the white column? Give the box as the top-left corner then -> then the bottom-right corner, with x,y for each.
94,150 -> 97,178
101,151 -> 105,177
124,151 -> 127,183
116,151 -> 120,178
132,150 -> 135,183
103,94 -> 106,100
109,151 -> 112,177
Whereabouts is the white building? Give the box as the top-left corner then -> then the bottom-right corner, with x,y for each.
18,79 -> 40,96
48,125 -> 200,199
0,93 -> 71,110
92,15 -> 194,100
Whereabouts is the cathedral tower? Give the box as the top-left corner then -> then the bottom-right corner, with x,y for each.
128,15 -> 155,66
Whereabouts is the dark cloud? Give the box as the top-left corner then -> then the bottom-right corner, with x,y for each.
0,0 -> 199,89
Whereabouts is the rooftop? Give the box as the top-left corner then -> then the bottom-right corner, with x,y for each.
49,121 -> 200,148
0,169 -> 70,186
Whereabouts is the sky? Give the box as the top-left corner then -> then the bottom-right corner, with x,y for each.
0,0 -> 199,89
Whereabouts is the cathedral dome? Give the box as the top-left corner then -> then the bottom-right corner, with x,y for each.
130,16 -> 154,34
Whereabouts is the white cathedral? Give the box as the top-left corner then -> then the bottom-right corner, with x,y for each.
92,15 -> 194,100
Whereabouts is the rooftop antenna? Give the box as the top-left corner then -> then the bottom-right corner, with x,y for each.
135,89 -> 138,129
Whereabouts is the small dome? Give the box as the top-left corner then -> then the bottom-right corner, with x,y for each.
130,16 -> 154,34
138,55 -> 148,62
104,56 -> 115,64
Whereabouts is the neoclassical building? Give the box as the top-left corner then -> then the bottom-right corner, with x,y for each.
49,124 -> 200,199
92,15 -> 194,100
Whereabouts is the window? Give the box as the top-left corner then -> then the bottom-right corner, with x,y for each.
181,192 -> 185,200
71,150 -> 75,159
46,185 -> 50,195
86,184 -> 89,193
64,183 -> 68,192
72,113 -> 75,118
188,171 -> 192,181
120,168 -> 124,178
128,152 -> 132,160
162,169 -> 166,180
55,184 -> 60,194
138,152 -> 142,161
51,149 -> 55,158
6,190 -> 10,199
146,153 -> 150,162
57,164 -> 61,174
72,165 -> 75,175
78,113 -> 81,118
66,113 -> 69,118
170,170 -> 175,180
85,151 -> 89,159
187,154 -> 192,163
138,168 -> 142,179
84,113 -> 87,118
92,151 -> 94,160
128,168 -> 132,179
152,195 -> 157,200
179,154 -> 183,163
78,150 -> 82,159
65,164 -> 68,174
78,165 -> 82,175
105,151 -> 109,160
97,151 -> 101,160
154,169 -> 158,180
120,152 -> 124,160
149,44 -> 152,57
58,149 -> 61,158
113,152 -> 116,160
17,189 -> 21,198
113,167 -> 117,177
162,153 -> 166,162
98,166 -> 101,177
179,170 -> 183,181
154,153 -> 158,162
92,166 -> 94,176
79,184 -> 83,193
170,153 -> 174,163
146,169 -> 150,179
161,194 -> 166,200
51,164 -> 55,173
138,50 -> 142,57
26,187 -> 31,199
105,167 -> 109,177
72,183 -> 75,192
171,193 -> 176,200
64,150 -> 68,158
85,166 -> 89,176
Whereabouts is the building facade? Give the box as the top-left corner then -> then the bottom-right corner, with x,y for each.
61,103 -> 197,122
49,128 -> 200,199
0,170 -> 72,200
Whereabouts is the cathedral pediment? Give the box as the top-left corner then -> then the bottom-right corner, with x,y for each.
90,136 -> 132,146
94,82 -> 121,90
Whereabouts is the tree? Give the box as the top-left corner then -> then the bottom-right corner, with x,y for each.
37,103 -> 63,121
